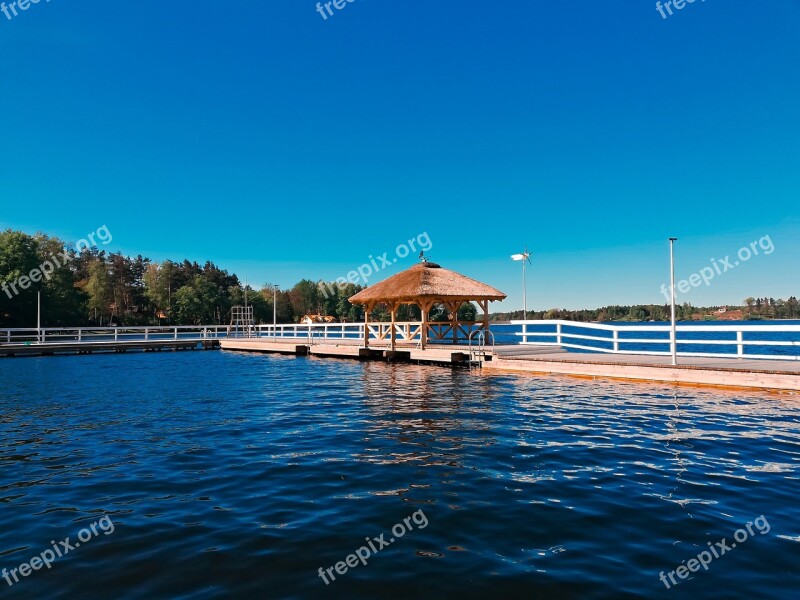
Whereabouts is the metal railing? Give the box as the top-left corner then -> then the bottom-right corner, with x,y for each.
0,325 -> 229,345
4,321 -> 799,362
0,322 -> 479,346
253,322 -> 486,345
511,319 -> 800,361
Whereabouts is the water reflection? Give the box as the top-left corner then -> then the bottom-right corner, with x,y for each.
358,363 -> 499,471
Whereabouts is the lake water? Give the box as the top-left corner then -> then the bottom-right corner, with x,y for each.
1,351 -> 799,598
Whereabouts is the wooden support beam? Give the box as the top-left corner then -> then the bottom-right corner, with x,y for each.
419,299 -> 434,350
449,300 -> 462,344
363,303 -> 372,348
479,299 -> 489,335
389,301 -> 399,352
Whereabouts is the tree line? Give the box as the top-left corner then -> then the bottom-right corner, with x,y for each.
0,229 -> 477,328
7,229 -> 789,328
490,298 -> 800,323
0,229 -> 367,327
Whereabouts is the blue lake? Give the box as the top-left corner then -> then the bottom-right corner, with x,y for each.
1,351 -> 799,598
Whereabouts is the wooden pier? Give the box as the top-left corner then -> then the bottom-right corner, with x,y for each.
3,322 -> 798,392
488,347 -> 800,392
220,338 -> 800,393
219,338 -> 479,367
0,339 -> 219,357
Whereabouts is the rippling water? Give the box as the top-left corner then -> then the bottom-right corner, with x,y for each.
1,351 -> 799,599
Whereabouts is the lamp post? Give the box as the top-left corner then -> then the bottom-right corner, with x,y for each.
511,247 -> 532,343
272,285 -> 278,339
669,237 -> 678,366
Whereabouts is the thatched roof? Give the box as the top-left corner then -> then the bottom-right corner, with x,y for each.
349,262 -> 506,306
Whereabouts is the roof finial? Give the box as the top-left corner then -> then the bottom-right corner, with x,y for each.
419,250 -> 428,263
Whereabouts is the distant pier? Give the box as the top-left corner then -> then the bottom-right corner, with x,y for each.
0,326 -> 221,357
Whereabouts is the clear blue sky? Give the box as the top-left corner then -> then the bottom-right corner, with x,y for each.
1,0 -> 798,311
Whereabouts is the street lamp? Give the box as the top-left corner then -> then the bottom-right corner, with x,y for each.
511,247 -> 532,319
270,284 -> 279,339
669,238 -> 678,366
511,247 -> 532,342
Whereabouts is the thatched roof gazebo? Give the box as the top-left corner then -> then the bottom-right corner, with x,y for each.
348,261 -> 506,350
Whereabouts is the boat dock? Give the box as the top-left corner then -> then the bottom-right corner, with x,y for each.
220,338 -> 800,393
488,346 -> 800,393
3,322 -> 798,392
219,338 -> 482,366
0,326 -> 223,357
0,339 -> 219,357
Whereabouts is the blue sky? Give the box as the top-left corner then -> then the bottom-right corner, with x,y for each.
1,0 -> 798,311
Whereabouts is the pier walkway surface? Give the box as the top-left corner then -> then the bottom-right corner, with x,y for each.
220,338 -> 800,393
489,346 -> 800,392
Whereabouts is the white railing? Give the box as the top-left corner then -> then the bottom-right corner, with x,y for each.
0,325 -> 229,345
0,322 -> 481,346
4,321 -> 798,361
253,322 -> 483,345
511,319 -> 800,361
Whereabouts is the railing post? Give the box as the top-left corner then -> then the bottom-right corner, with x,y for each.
522,321 -> 527,344
114,328 -> 118,342
556,322 -> 562,346
145,328 -> 149,341
737,330 -> 744,358
613,329 -> 619,353
78,329 -> 82,342
174,327 -> 178,340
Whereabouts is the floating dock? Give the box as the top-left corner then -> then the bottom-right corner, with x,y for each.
220,338 -> 800,393
0,339 -> 219,357
219,338 -> 481,366
485,347 -> 800,393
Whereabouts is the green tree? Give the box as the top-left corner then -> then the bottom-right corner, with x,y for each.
173,276 -> 221,325
85,260 -> 114,324
34,234 -> 86,326
0,230 -> 42,327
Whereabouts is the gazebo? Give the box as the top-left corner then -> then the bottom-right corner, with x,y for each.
348,261 -> 507,351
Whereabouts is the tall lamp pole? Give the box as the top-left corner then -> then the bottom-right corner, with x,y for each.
273,285 -> 278,339
669,237 -> 678,366
511,247 -> 533,342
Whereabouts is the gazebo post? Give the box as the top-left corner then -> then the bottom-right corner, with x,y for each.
450,300 -> 461,344
389,302 -> 398,352
363,302 -> 371,348
478,299 -> 489,336
420,300 -> 430,350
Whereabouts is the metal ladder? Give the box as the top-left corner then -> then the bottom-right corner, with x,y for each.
468,329 -> 494,369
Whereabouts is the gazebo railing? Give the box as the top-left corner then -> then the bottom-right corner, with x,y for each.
252,321 -> 487,344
